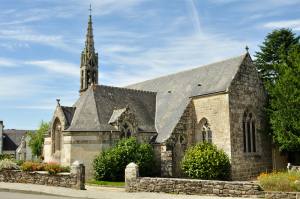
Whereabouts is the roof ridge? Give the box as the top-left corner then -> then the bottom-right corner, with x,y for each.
96,84 -> 157,94
127,53 -> 247,87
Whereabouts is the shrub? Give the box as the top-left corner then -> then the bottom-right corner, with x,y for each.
44,163 -> 62,175
0,159 -> 19,171
181,142 -> 231,180
21,162 -> 46,171
0,154 -> 14,160
258,171 -> 300,192
15,160 -> 25,166
21,161 -> 70,174
93,137 -> 155,181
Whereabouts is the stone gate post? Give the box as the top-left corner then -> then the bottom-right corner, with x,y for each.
125,162 -> 139,192
71,160 -> 85,190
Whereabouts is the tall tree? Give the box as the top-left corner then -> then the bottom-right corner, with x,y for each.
255,28 -> 300,84
255,29 -> 300,153
28,121 -> 49,158
269,47 -> 300,152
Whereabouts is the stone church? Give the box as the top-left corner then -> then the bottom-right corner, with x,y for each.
43,13 -> 280,180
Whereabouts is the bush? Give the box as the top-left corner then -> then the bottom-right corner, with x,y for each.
93,137 -> 155,181
15,160 -> 25,166
0,159 -> 19,171
258,171 -> 300,192
181,142 -> 231,180
21,161 -> 70,174
21,162 -> 46,171
0,154 -> 14,160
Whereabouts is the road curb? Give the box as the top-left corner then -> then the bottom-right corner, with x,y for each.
0,187 -> 79,198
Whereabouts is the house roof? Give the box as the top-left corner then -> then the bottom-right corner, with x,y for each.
126,54 -> 247,142
3,129 -> 31,151
61,106 -> 76,127
66,85 -> 156,132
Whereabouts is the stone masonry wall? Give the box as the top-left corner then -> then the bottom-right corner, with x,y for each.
0,168 -> 84,190
228,54 -> 272,180
264,191 -> 300,199
126,177 -> 264,198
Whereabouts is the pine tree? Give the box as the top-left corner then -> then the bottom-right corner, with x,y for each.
269,47 -> 300,151
255,28 -> 300,84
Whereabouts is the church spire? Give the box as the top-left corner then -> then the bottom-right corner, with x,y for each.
80,4 -> 99,94
85,5 -> 95,54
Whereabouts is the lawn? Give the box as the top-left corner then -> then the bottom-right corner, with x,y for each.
258,171 -> 300,192
87,179 -> 125,187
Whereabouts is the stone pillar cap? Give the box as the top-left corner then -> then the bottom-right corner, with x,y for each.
72,160 -> 83,166
126,162 -> 138,168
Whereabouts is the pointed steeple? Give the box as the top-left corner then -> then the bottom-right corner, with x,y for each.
80,4 -> 99,94
84,5 -> 95,55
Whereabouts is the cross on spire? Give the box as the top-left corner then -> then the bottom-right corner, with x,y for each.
245,45 -> 249,53
89,4 -> 92,16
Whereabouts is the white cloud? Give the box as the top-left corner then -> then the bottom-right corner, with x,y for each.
25,60 -> 78,77
263,19 -> 300,31
0,57 -> 18,67
0,75 -> 40,98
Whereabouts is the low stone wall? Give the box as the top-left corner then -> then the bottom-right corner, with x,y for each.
265,191 -> 300,199
0,163 -> 85,190
125,163 -> 264,198
128,177 -> 264,198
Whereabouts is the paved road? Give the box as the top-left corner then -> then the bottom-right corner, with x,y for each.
0,183 -> 257,199
0,191 -> 70,199
0,191 -> 257,199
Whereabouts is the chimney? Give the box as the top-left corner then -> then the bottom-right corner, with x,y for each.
0,121 -> 3,154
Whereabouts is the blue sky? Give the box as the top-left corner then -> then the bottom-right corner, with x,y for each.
0,0 -> 299,129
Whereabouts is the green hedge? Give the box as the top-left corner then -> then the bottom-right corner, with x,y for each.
93,137 -> 155,181
181,142 -> 231,180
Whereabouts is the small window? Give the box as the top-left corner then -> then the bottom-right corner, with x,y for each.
196,118 -> 212,144
243,111 -> 256,153
120,122 -> 133,138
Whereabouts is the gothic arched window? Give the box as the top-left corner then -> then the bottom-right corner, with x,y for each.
52,119 -> 62,154
120,121 -> 133,138
195,118 -> 212,144
243,111 -> 256,153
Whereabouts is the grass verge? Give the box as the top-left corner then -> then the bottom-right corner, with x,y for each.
87,179 -> 125,187
258,171 -> 300,192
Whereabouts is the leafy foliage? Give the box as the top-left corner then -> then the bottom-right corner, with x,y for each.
28,121 -> 49,158
21,161 -> 70,174
0,159 -> 19,171
21,161 -> 46,171
0,154 -> 14,161
268,47 -> 300,151
181,142 -> 230,180
255,29 -> 300,152
93,137 -> 155,181
255,28 -> 300,84
258,171 -> 300,192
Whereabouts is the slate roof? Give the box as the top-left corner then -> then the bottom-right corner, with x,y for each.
127,54 -> 247,142
66,85 -> 156,132
3,129 -> 31,151
61,106 -> 76,127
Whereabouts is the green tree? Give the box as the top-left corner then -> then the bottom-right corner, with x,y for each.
255,29 -> 300,153
28,121 -> 49,158
269,47 -> 300,151
255,28 -> 300,84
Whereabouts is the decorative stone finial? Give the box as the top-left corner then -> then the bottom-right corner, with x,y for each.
56,99 -> 60,106
245,45 -> 249,53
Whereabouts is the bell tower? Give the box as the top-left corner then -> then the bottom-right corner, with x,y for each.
80,5 -> 98,94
